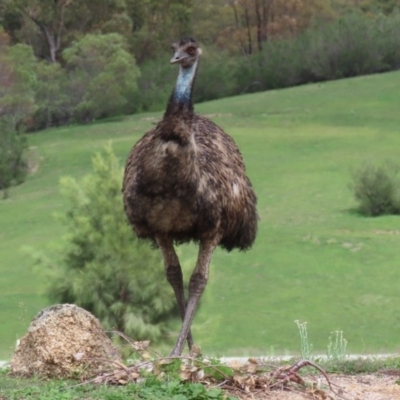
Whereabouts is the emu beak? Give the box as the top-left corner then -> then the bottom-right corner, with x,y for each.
170,48 -> 201,65
170,51 -> 184,64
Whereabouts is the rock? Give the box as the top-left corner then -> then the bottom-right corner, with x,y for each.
10,304 -> 121,379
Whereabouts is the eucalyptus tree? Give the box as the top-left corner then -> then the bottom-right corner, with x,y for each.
2,0 -> 132,62
62,33 -> 141,122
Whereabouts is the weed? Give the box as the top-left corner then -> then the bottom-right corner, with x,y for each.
295,322 -> 349,363
327,331 -> 348,361
295,320 -> 313,360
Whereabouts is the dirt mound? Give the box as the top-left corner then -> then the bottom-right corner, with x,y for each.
10,304 -> 121,379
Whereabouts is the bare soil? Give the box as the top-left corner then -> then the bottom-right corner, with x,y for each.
236,373 -> 400,400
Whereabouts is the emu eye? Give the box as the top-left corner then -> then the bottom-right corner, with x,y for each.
187,46 -> 196,56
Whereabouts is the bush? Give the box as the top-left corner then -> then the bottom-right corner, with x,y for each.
31,62 -> 70,130
194,48 -> 238,102
6,12 -> 400,130
350,161 -> 400,216
303,13 -> 383,80
234,12 -> 400,95
63,33 -> 141,123
135,55 -> 175,112
34,145 -> 177,342
0,40 -> 37,127
0,118 -> 27,198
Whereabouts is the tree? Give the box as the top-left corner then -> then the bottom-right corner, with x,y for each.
333,0 -> 400,15
0,29 -> 37,126
63,33 -> 141,122
32,61 -> 69,129
38,146 -> 177,342
227,0 -> 336,54
2,0 -> 131,62
0,117 -> 27,198
126,0 -> 193,63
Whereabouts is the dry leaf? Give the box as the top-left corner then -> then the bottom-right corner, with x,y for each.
189,344 -> 202,358
179,371 -> 192,381
189,365 -> 198,373
141,352 -> 151,360
113,360 -> 127,369
158,358 -> 172,365
243,363 -> 258,374
229,360 -> 243,371
132,341 -> 150,351
196,369 -> 205,380
244,375 -> 255,387
234,374 -> 245,384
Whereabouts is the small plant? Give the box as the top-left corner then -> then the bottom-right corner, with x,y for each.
350,160 -> 400,216
294,320 -> 313,359
327,331 -> 348,361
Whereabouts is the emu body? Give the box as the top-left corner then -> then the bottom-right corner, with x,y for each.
123,38 -> 257,356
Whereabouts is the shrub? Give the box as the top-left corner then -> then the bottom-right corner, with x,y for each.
350,161 -> 400,216
0,41 -> 37,126
304,13 -> 383,80
194,48 -> 238,102
235,12 -> 400,94
34,145 -> 177,342
375,12 -> 400,71
32,62 -> 70,130
0,118 -> 27,198
135,55 -> 175,112
63,33 -> 141,122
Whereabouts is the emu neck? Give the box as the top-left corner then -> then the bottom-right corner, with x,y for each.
165,61 -> 198,117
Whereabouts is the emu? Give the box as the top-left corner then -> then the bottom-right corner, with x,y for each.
122,38 -> 258,356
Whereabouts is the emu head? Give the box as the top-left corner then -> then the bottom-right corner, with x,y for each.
170,38 -> 202,67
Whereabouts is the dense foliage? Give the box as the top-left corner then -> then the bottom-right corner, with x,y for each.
31,33 -> 141,128
34,146 -> 177,342
135,12 -> 400,111
1,1 -> 400,128
350,161 -> 400,216
0,118 -> 27,197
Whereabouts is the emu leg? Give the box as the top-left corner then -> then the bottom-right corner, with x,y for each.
170,237 -> 219,356
156,236 -> 193,350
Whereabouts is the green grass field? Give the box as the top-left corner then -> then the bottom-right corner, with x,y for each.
2,71 -> 400,360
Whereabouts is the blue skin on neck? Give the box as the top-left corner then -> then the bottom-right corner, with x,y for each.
173,61 -> 197,105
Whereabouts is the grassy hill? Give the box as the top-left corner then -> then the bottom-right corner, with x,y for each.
2,71 -> 400,360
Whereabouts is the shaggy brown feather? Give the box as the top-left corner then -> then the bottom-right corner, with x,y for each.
123,113 -> 257,251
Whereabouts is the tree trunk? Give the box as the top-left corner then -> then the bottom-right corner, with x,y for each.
44,28 -> 58,63
254,0 -> 263,51
262,0 -> 274,43
244,7 -> 252,54
25,0 -> 70,63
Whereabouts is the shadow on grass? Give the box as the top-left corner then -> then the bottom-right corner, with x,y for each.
341,207 -> 367,217
343,207 -> 400,219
